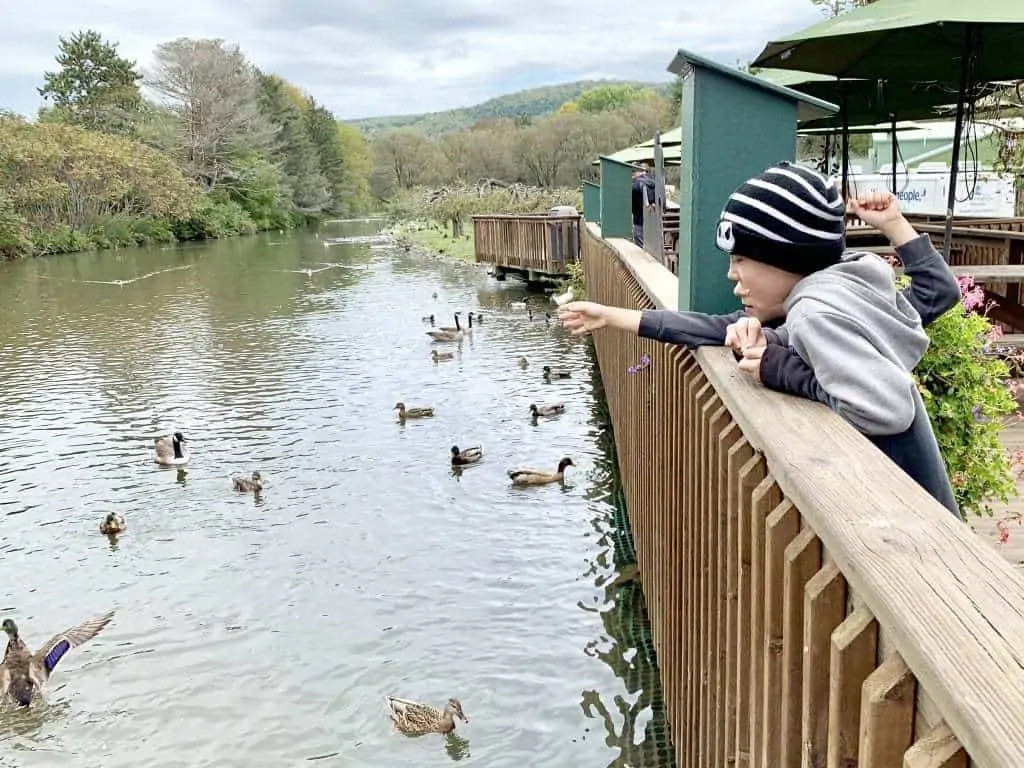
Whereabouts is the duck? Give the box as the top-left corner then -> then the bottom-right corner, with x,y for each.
450,445 -> 483,465
153,431 -> 189,466
431,350 -> 454,363
527,309 -> 552,324
99,512 -> 126,535
386,696 -> 468,736
509,298 -> 530,311
518,356 -> 529,368
530,403 -> 565,418
542,366 -> 571,380
426,314 -> 463,342
395,402 -> 434,419
0,610 -> 115,707
508,457 -> 575,486
233,471 -> 262,492
422,314 -> 435,325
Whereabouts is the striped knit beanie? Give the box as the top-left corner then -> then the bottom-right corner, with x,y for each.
714,161 -> 846,276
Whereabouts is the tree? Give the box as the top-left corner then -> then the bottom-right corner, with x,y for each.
256,73 -> 329,211
146,38 -> 275,189
304,99 -> 347,212
372,129 -> 438,190
37,29 -> 142,134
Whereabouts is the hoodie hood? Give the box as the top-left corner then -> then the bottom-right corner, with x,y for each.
786,251 -> 929,371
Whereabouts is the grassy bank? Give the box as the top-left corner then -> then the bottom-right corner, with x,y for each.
389,220 -> 476,262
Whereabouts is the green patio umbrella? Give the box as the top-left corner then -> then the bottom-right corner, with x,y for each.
752,0 -> 1024,258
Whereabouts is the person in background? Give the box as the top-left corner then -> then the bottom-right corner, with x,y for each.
631,163 -> 656,247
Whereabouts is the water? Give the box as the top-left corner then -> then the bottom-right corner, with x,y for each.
0,221 -> 671,767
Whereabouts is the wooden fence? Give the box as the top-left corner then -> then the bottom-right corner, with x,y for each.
472,214 -> 581,276
581,222 -> 1024,768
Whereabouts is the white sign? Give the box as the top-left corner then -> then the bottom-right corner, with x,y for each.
843,171 -> 1016,218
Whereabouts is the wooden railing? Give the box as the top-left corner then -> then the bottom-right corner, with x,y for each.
581,222 -> 1024,768
472,214 -> 581,275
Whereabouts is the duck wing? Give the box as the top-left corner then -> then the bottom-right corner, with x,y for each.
31,610 -> 114,679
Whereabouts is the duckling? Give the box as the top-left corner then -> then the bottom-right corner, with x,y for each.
530,403 -> 565,418
518,356 -> 529,368
426,314 -> 463,342
431,350 -> 454,363
421,314 -> 435,325
542,366 -> 571,380
233,471 -> 262,492
508,457 -> 575,486
153,431 -> 189,466
0,611 -> 115,707
450,445 -> 483,465
395,402 -> 434,419
432,292 -> 439,299
99,512 -> 126,535
386,696 -> 468,736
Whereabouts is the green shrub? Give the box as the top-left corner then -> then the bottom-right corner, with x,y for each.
914,274 -> 1018,516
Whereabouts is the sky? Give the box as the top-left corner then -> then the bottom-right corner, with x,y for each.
0,0 -> 825,121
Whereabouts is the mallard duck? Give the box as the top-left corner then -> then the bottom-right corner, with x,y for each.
450,445 -> 483,465
518,356 -> 529,368
0,610 -> 115,707
395,402 -> 434,419
233,471 -> 262,492
508,457 -> 574,486
432,292 -> 439,299
542,366 -> 571,380
426,314 -> 463,342
431,350 -> 454,362
528,309 -> 552,324
422,314 -> 435,325
530,403 -> 565,418
99,512 -> 125,535
386,696 -> 468,736
154,431 -> 189,466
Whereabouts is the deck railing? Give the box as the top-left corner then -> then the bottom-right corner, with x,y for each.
472,214 -> 581,275
582,222 -> 1024,768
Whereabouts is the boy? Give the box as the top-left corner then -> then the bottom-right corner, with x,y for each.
558,161 -> 962,517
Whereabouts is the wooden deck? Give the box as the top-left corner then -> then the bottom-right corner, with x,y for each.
976,418 -> 1024,565
472,213 -> 581,281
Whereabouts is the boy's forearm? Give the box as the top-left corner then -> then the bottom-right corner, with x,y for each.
881,217 -> 921,248
887,220 -> 960,327
604,307 -> 643,334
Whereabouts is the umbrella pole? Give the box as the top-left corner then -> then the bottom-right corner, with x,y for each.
841,84 -> 849,200
891,114 -> 898,195
942,26 -> 975,261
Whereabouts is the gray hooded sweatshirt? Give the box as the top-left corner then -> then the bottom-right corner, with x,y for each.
637,234 -> 961,517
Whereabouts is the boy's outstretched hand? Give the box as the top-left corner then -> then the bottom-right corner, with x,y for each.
558,301 -> 608,335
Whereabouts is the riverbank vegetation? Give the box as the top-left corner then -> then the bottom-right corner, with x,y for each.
0,30 -> 373,259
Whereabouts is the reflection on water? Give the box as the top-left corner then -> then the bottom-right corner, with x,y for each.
0,221 -> 671,767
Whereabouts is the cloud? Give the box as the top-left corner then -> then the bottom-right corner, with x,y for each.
1,0 -> 822,120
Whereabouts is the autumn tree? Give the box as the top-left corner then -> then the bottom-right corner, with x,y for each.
372,129 -> 438,195
812,0 -> 879,16
146,38 -> 275,189
37,29 -> 142,134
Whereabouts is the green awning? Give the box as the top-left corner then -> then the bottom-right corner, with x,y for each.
752,0 -> 1024,84
594,143 -> 681,167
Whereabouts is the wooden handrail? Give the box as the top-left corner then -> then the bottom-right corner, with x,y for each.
581,221 -> 1024,768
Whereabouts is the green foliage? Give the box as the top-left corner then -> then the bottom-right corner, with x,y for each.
0,190 -> 31,258
171,193 -> 258,241
567,84 -> 658,114
566,260 -> 586,300
37,29 -> 142,135
913,278 -> 1018,516
347,80 -> 670,137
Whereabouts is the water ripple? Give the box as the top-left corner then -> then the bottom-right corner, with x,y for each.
0,224 -> 670,767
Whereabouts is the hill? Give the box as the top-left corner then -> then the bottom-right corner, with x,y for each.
345,79 -> 670,136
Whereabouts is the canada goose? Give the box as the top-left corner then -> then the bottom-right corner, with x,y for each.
508,457 -> 575,486
426,314 -> 463,342
154,432 -> 189,465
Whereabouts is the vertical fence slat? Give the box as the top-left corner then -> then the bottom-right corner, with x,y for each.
802,562 -> 846,768
858,655 -> 916,767
781,527 -> 821,768
761,501 -> 799,767
827,607 -> 879,768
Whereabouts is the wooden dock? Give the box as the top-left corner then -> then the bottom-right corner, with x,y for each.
472,213 -> 581,282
